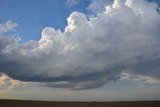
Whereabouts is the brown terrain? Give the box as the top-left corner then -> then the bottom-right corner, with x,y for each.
0,99 -> 160,107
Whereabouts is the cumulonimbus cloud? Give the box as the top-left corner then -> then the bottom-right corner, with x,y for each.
0,0 -> 160,90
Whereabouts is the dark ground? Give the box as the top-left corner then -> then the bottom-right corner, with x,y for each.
0,99 -> 160,107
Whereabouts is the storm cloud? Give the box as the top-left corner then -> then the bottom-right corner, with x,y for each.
0,0 -> 160,90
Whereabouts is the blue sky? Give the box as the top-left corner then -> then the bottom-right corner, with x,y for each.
0,0 -> 160,101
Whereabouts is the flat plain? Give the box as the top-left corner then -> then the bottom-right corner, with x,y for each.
0,99 -> 160,107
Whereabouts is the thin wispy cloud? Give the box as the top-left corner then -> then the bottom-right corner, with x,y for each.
0,21 -> 17,33
66,0 -> 79,7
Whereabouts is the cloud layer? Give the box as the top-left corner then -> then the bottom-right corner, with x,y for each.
0,0 -> 160,90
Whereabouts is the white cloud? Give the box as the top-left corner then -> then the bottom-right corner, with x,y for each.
66,0 -> 79,7
87,0 -> 113,13
0,74 -> 24,90
0,20 -> 17,33
0,0 -> 160,90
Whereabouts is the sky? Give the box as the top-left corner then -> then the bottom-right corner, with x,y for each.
0,0 -> 160,101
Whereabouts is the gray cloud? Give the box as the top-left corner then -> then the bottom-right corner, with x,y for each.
0,0 -> 160,90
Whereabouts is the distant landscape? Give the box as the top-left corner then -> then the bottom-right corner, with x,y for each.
0,100 -> 160,107
0,0 -> 160,104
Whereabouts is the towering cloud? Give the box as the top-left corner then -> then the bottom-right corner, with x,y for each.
0,0 -> 160,90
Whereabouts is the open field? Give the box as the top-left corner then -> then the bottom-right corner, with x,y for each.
0,100 -> 160,107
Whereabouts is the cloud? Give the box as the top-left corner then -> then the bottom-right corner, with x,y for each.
0,0 -> 160,90
0,74 -> 23,90
121,72 -> 160,84
0,20 -> 17,33
87,0 -> 113,13
66,0 -> 79,7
